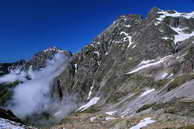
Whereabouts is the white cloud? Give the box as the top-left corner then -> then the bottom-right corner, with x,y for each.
0,52 -> 78,123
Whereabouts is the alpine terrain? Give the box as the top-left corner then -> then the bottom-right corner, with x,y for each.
1,8 -> 194,129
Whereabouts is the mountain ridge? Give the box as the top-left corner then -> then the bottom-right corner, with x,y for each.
1,7 -> 194,129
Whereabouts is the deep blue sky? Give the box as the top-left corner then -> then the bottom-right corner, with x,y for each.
0,0 -> 194,62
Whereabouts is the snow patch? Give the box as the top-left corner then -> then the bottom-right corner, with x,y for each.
140,89 -> 155,97
131,44 -> 136,49
112,40 -> 122,44
97,61 -> 101,66
90,117 -> 96,122
87,84 -> 94,100
120,31 -> 134,48
77,97 -> 100,111
43,47 -> 63,53
90,44 -> 95,47
138,60 -> 155,66
130,117 -> 156,129
94,51 -> 100,57
127,56 -> 172,74
74,64 -> 78,69
125,25 -> 131,28
127,60 -> 161,74
97,42 -> 101,45
154,21 -> 161,26
155,71 -> 170,80
157,10 -> 194,20
155,10 -> 194,26
105,111 -> 117,116
171,27 -> 194,44
0,118 -> 26,129
105,116 -> 116,121
159,29 -> 164,33
74,64 -> 78,73
167,73 -> 174,79
161,72 -> 169,79
162,37 -> 173,40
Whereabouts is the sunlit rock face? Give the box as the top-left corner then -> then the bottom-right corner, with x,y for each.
2,8 -> 194,129
57,7 -> 194,109
53,8 -> 194,128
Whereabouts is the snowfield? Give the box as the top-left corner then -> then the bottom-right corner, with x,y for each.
105,111 -> 117,116
77,97 -> 100,111
171,27 -> 194,44
87,84 -> 94,100
154,10 -> 194,44
120,31 -> 134,48
130,117 -> 156,129
140,89 -> 155,97
157,10 -> 194,20
156,10 -> 194,25
0,118 -> 25,129
105,116 -> 116,121
127,55 -> 173,74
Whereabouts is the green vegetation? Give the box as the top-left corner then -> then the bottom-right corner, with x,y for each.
155,79 -> 169,89
128,74 -> 168,91
0,81 -> 20,106
127,74 -> 155,91
152,101 -> 175,111
0,71 -> 6,76
178,125 -> 194,129
107,91 -> 129,103
61,117 -> 73,124
136,103 -> 156,113
106,74 -> 168,104
167,73 -> 194,92
81,106 -> 100,113
163,16 -> 173,24
138,98 -> 194,117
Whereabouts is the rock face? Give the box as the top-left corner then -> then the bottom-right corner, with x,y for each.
24,47 -> 72,70
0,61 -> 25,76
53,8 -> 194,128
56,7 -> 194,108
2,8 -> 194,129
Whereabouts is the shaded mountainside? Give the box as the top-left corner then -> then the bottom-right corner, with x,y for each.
2,8 -> 194,129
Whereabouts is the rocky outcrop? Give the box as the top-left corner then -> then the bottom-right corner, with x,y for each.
0,108 -> 23,124
0,61 -> 25,76
24,47 -> 72,70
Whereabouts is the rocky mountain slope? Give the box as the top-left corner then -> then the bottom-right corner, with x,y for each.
1,8 -> 194,129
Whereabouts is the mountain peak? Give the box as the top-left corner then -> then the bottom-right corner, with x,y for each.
148,7 -> 160,19
43,46 -> 64,53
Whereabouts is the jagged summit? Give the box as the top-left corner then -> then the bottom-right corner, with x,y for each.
24,47 -> 71,70
148,7 -> 194,18
43,46 -> 64,53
